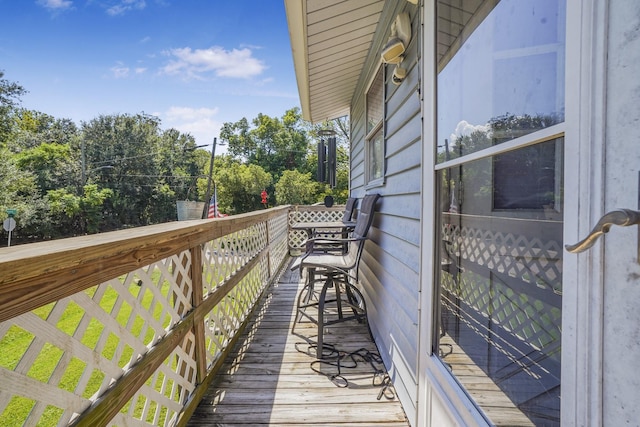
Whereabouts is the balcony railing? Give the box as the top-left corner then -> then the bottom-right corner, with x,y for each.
0,204 -> 343,427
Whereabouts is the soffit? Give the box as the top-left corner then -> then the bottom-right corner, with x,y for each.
436,0 -> 495,70
284,0 -> 494,123
284,0 -> 386,123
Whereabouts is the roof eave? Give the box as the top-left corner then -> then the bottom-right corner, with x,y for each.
284,0 -> 313,122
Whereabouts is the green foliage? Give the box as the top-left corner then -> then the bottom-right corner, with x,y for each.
221,108 -> 309,181
1,70 -> 357,243
300,117 -> 350,203
275,170 -> 315,205
47,185 -> 113,235
0,146 -> 48,239
82,185 -> 114,234
209,156 -> 273,214
81,113 -> 196,228
48,188 -> 81,217
15,142 -> 74,192
0,70 -> 27,145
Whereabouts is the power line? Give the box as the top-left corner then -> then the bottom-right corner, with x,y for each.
112,174 -> 206,179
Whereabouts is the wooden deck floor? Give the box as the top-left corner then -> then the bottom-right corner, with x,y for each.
187,260 -> 410,426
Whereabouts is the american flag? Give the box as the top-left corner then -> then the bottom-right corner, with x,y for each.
207,189 -> 219,218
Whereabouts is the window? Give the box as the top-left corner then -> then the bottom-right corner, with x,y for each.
493,142 -> 563,211
366,66 -> 384,184
434,0 -> 566,425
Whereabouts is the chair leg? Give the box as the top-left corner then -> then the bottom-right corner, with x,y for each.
316,276 -> 333,358
333,274 -> 344,320
294,270 -> 368,359
292,268 -> 316,334
302,267 -> 316,303
343,283 -> 364,322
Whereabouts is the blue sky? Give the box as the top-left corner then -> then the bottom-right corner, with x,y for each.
0,0 -> 300,151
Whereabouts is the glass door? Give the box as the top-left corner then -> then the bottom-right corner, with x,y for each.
433,0 -> 566,425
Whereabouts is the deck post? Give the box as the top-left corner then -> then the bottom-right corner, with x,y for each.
190,245 -> 207,385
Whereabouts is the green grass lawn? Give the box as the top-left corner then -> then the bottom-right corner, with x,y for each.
0,272 -> 176,426
1,251 -> 257,427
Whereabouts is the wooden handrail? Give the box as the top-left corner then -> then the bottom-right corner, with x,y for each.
0,205 -> 294,427
0,207 -> 289,323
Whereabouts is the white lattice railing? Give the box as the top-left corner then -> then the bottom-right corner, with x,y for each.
0,205 -> 292,427
287,205 -> 345,253
440,213 -> 563,358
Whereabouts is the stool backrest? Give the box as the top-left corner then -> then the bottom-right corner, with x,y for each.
342,197 -> 358,224
345,193 -> 381,267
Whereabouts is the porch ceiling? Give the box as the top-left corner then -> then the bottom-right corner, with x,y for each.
284,0 -> 385,123
284,0 -> 489,124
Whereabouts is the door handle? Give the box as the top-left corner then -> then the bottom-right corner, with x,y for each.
565,208 -> 640,253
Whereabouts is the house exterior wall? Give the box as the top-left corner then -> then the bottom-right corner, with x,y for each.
348,2 -> 423,425
341,0 -> 640,425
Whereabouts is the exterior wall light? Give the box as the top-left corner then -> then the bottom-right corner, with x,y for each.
381,12 -> 411,64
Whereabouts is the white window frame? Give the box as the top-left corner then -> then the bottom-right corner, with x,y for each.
365,65 -> 385,187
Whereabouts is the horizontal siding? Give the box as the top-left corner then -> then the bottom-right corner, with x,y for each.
383,168 -> 422,198
350,84 -> 367,194
348,4 -> 423,425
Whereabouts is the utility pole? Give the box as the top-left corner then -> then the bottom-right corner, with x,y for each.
202,138 -> 225,218
81,139 -> 86,185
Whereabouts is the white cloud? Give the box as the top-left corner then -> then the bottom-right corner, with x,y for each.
110,63 -> 130,78
109,62 -> 146,78
37,0 -> 73,11
161,46 -> 266,80
157,106 -> 222,146
106,0 -> 146,16
449,120 -> 489,143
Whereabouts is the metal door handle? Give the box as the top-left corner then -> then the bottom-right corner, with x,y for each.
565,209 -> 640,253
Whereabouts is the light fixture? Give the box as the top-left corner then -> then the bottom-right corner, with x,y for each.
380,12 -> 412,64
381,38 -> 405,64
392,66 -> 407,85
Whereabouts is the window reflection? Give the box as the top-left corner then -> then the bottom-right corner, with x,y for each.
435,138 -> 563,425
437,0 -> 566,161
494,141 -> 563,211
435,0 -> 566,423
367,67 -> 384,134
369,128 -> 384,181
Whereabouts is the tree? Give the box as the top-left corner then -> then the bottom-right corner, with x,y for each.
0,146 -> 52,242
80,185 -> 114,234
208,156 -> 272,214
72,113 -> 207,231
156,128 -> 203,201
221,108 -> 309,180
9,109 -> 79,151
14,142 -> 75,192
275,170 -> 316,205
48,184 -> 113,235
0,70 -> 27,145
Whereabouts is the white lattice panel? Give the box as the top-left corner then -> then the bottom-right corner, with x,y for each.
0,253 -> 195,426
268,213 -> 290,272
288,208 -> 344,251
197,220 -> 274,369
443,224 -> 562,293
441,224 -> 562,352
201,222 -> 267,295
0,207 -> 294,426
202,259 -> 269,368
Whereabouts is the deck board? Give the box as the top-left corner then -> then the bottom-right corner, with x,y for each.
187,260 -> 410,426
